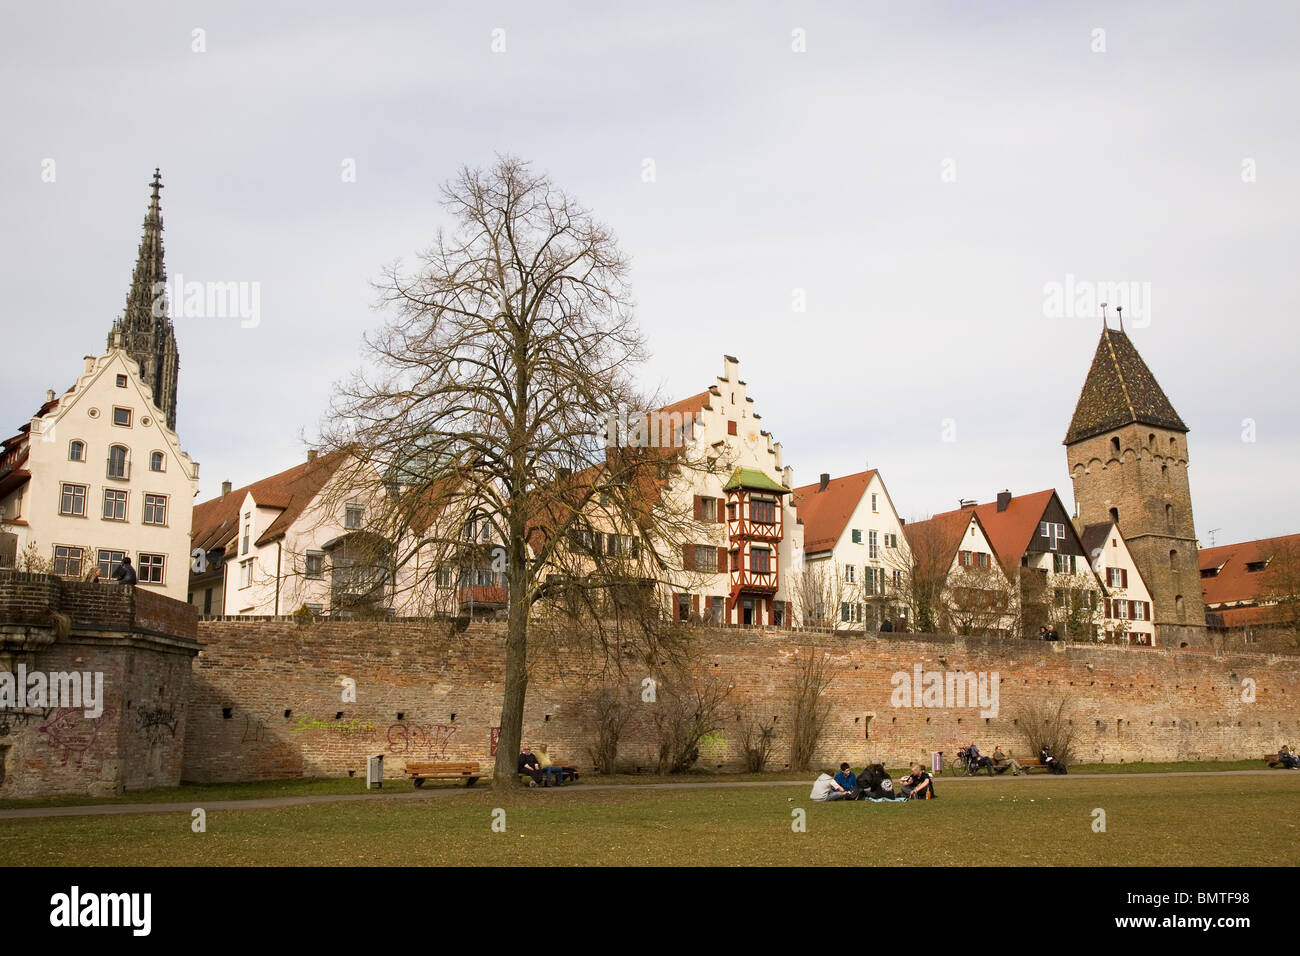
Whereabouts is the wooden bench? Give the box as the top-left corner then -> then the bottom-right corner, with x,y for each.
520,760 -> 580,785
1017,758 -> 1059,773
1264,753 -> 1297,768
406,761 -> 487,787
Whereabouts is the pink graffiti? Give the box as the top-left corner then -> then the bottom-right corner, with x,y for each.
38,707 -> 115,767
387,722 -> 457,759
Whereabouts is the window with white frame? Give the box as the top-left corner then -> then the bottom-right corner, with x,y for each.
60,483 -> 87,517
150,451 -> 165,472
97,549 -> 126,579
53,545 -> 84,577
138,552 -> 165,584
845,564 -> 855,584
143,493 -> 168,525
868,530 -> 878,559
344,503 -> 364,529
102,488 -> 128,521
434,566 -> 455,588
305,551 -> 325,579
68,440 -> 85,462
239,558 -> 253,588
1040,521 -> 1066,550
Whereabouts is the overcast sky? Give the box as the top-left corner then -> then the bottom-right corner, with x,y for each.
2,1 -> 1296,545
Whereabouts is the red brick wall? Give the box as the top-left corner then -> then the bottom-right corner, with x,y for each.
182,620 -> 1300,782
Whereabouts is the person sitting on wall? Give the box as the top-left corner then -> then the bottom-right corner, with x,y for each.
990,746 -> 1022,776
833,761 -> 859,797
1038,744 -> 1068,774
880,618 -> 893,633
517,747 -> 547,786
1038,626 -> 1048,640
899,762 -> 937,799
84,564 -> 101,583
1046,624 -> 1061,641
810,771 -> 853,802
537,743 -> 577,784
113,556 -> 137,586
1278,744 -> 1300,769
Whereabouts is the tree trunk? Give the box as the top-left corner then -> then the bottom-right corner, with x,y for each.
493,572 -> 529,787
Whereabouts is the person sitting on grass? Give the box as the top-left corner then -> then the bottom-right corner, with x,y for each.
517,747 -> 547,786
834,761 -> 858,796
1038,744 -> 1068,775
810,771 -> 853,801
990,746 -> 1022,776
899,762 -> 937,800
1278,744 -> 1300,769
858,762 -> 899,800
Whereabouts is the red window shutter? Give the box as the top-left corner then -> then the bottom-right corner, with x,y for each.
727,421 -> 737,435
683,544 -> 695,571
693,495 -> 703,521
1121,568 -> 1129,587
716,498 -> 725,523
717,546 -> 728,571
692,594 -> 700,616
1144,601 -> 1151,619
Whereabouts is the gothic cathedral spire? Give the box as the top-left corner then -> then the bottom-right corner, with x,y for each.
108,168 -> 180,432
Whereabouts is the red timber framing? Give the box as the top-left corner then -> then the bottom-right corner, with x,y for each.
722,470 -> 787,624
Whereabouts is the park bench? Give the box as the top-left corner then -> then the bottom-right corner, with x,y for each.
1264,753 -> 1294,768
406,761 -> 487,787
1017,758 -> 1052,773
520,759 -> 580,785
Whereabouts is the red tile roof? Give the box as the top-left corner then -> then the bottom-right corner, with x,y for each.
929,489 -> 1059,573
190,451 -> 348,553
1199,532 -> 1300,610
791,470 -> 878,554
902,510 -> 985,570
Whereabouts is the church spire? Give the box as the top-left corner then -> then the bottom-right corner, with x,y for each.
108,168 -> 180,431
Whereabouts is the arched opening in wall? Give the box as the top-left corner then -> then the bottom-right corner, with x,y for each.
1175,594 -> 1185,620
1161,464 -> 1168,482
1170,549 -> 1178,569
1109,507 -> 1119,524
1169,437 -> 1177,454
1111,437 -> 1121,456
107,443 -> 129,480
1148,433 -> 1156,450
1166,504 -> 1174,530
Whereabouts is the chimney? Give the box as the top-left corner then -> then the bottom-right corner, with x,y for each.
997,490 -> 1012,512
958,498 -> 977,509
782,465 -> 793,488
306,449 -> 318,463
44,389 -> 55,403
221,480 -> 232,499
819,473 -> 830,492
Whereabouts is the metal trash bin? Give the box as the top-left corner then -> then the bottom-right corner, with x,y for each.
366,754 -> 384,790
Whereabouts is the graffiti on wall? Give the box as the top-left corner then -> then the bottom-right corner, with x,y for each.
133,704 -> 178,745
38,707 -> 116,767
387,721 -> 457,759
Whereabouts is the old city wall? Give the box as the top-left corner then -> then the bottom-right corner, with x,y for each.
183,618 -> 1300,782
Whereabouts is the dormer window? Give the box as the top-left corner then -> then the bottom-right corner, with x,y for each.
68,440 -> 85,462
1246,560 -> 1269,573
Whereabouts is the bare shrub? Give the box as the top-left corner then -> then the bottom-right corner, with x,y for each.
652,664 -> 733,774
586,686 -> 636,776
737,709 -> 777,773
1015,697 -> 1079,765
788,646 -> 837,771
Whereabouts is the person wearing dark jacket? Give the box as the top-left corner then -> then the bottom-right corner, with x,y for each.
113,556 -> 137,586
517,748 -> 546,786
900,763 -> 937,799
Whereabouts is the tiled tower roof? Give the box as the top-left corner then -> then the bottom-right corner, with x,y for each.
1064,326 -> 1186,445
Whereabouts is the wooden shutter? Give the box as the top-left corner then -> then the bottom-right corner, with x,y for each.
692,594 -> 700,617
717,546 -> 728,571
716,498 -> 725,523
727,421 -> 737,435
683,544 -> 695,571
693,495 -> 703,521
1121,568 -> 1129,587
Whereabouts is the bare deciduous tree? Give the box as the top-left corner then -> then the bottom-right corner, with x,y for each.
320,156 -> 705,787
788,643 -> 837,771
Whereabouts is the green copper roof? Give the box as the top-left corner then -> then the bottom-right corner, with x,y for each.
723,467 -> 789,494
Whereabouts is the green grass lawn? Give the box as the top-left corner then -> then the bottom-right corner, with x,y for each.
3,771 -> 1298,866
0,759 -> 1274,811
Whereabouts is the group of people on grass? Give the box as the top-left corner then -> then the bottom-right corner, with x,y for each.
516,744 -> 578,786
812,742 -> 1068,800
1279,744 -> 1300,769
811,761 -> 936,802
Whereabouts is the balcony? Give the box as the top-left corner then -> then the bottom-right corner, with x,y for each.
105,457 -> 131,481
